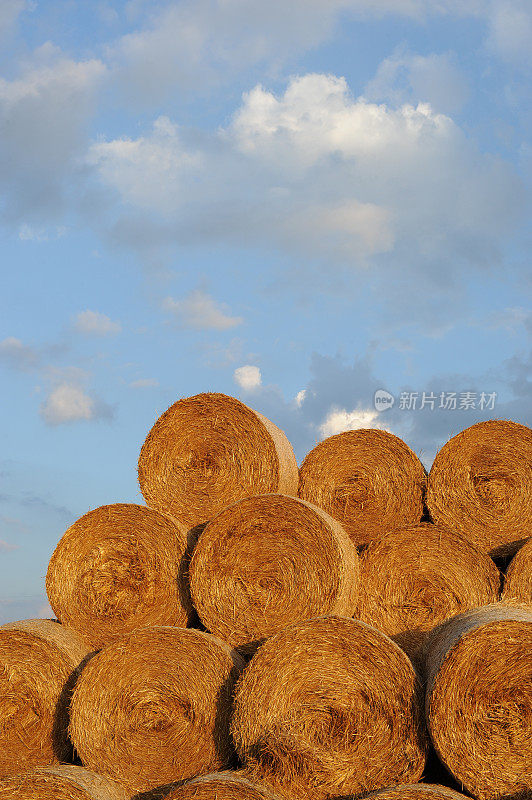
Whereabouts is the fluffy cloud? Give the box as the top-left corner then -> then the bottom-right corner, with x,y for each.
319,407 -> 388,437
74,310 -> 121,335
234,365 -> 262,391
40,383 -> 113,426
163,290 -> 243,330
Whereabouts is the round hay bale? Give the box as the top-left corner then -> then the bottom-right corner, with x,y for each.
163,772 -> 283,800
425,604 -> 532,800
0,619 -> 90,779
231,616 -> 427,800
426,420 -> 532,558
364,785 -> 468,800
138,393 -> 298,527
298,429 -> 426,547
356,522 -> 501,665
69,626 -> 245,795
46,503 -> 192,650
0,765 -> 128,800
189,494 -> 359,653
503,537 -> 532,605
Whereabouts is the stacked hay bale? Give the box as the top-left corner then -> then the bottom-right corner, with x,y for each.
2,394 -> 531,800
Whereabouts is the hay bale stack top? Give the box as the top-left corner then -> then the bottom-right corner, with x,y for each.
138,392 -> 299,527
189,494 -> 359,653
298,429 -> 426,547
46,503 -> 192,650
164,772 -> 284,800
426,419 -> 532,558
0,766 -> 128,800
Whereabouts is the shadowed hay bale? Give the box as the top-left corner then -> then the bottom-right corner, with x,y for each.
231,616 -> 427,800
0,765 -> 128,799
138,393 -> 298,527
69,626 -> 245,796
426,420 -> 532,558
163,771 -> 284,800
0,619 -> 90,778
503,537 -> 532,605
298,429 -> 426,548
364,785 -> 469,800
424,604 -> 532,800
356,522 -> 501,665
46,503 -> 192,650
189,494 -> 359,654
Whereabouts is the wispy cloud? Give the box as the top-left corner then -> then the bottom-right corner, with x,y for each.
40,383 -> 114,426
0,337 -> 40,371
163,290 -> 243,330
74,310 -> 121,335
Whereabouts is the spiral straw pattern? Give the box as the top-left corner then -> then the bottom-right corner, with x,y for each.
164,772 -> 283,800
0,766 -> 128,800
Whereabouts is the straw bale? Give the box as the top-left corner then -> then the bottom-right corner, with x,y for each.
424,604 -> 532,800
189,494 -> 359,653
0,765 -> 128,799
363,785 -> 469,800
298,429 -> 426,547
69,626 -> 245,796
503,537 -> 532,605
426,420 -> 532,558
231,615 -> 427,800
162,772 -> 284,800
138,393 -> 298,527
356,522 -> 500,665
46,503 -> 192,649
0,619 -> 90,778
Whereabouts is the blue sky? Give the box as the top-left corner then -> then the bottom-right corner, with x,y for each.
1,0 -> 531,623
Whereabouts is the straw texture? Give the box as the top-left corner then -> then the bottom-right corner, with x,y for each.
0,619 -> 90,778
0,765 -> 128,800
231,615 -> 427,800
189,494 -> 359,653
364,785 -> 469,800
138,393 -> 298,527
298,429 -> 426,547
426,420 -> 532,558
425,604 -> 532,800
503,537 -> 532,605
69,626 -> 245,795
46,503 -> 192,649
356,522 -> 501,665
163,772 -> 284,800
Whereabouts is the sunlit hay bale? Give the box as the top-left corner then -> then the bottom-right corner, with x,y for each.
298,429 -> 426,548
69,626 -> 245,796
163,772 -> 284,800
46,503 -> 192,650
0,619 -> 90,778
364,785 -> 469,800
356,522 -> 501,666
189,494 -> 359,654
0,765 -> 128,800
502,537 -> 532,605
138,393 -> 298,528
231,616 -> 427,800
425,604 -> 532,800
426,420 -> 532,558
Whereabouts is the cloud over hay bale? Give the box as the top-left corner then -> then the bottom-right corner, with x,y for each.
231,616 -> 427,800
356,522 -> 500,665
424,604 -> 532,800
189,494 -> 359,653
503,537 -> 532,605
0,765 -> 128,800
426,420 -> 532,558
163,771 -> 284,800
69,626 -> 245,796
0,619 -> 90,778
138,393 -> 298,527
46,503 -> 192,649
298,429 -> 426,547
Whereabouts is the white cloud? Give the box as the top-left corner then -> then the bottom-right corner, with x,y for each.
18,224 -> 67,241
319,406 -> 389,438
129,378 -> 159,388
486,0 -> 532,70
74,310 -> 121,336
163,290 -> 243,330
295,389 -> 307,407
0,0 -> 27,38
0,337 -> 39,371
234,365 -> 262,391
40,383 -> 113,426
